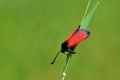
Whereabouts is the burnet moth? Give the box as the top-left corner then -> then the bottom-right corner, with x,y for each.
50,0 -> 99,64
50,25 -> 90,64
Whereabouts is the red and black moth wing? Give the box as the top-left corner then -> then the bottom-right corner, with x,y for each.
61,25 -> 90,53
67,28 -> 90,48
51,25 -> 90,64
65,26 -> 80,42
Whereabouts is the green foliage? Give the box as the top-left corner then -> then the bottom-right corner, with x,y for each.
80,1 -> 100,29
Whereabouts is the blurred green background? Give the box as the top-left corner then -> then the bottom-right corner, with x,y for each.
0,0 -> 120,80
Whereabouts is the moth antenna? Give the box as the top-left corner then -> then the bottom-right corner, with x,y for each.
50,51 -> 61,64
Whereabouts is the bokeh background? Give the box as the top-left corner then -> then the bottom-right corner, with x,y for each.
0,0 -> 120,80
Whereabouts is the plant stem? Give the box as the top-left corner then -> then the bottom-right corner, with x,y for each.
60,50 -> 73,80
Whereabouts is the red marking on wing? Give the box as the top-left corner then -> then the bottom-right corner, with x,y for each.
65,26 -> 80,41
67,29 -> 90,48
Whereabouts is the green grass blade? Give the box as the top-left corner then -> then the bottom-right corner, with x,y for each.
80,1 -> 100,29
80,0 -> 91,25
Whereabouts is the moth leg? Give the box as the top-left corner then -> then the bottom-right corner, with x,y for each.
72,51 -> 76,54
71,51 -> 76,54
69,50 -> 76,54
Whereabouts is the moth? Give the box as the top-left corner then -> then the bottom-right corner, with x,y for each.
51,25 -> 90,64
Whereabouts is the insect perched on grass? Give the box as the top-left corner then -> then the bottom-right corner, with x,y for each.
51,0 -> 99,65
61,25 -> 90,53
50,25 -> 90,64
